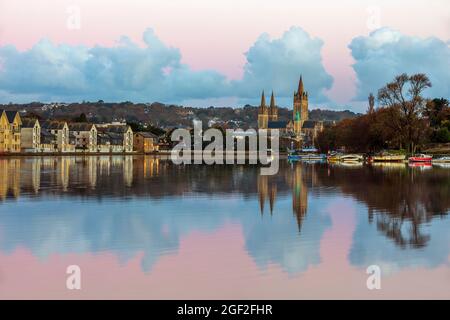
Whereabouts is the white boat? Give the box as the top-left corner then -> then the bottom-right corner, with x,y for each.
432,156 -> 450,163
340,154 -> 363,162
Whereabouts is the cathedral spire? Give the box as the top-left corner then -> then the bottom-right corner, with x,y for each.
298,75 -> 304,95
260,90 -> 266,111
270,91 -> 276,109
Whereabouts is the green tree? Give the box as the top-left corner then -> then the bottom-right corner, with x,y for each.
72,113 -> 88,122
434,127 -> 450,143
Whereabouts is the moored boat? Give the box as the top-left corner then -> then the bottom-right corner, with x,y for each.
371,153 -> 405,162
288,153 -> 326,161
408,154 -> 432,162
340,154 -> 363,162
432,156 -> 450,163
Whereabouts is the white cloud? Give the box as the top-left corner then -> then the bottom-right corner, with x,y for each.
234,26 -> 333,103
349,27 -> 450,101
0,27 -> 333,105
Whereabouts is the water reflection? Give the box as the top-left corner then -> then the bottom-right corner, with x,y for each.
0,156 -> 448,277
313,163 -> 450,248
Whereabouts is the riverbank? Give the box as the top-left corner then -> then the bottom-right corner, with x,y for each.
0,151 -> 165,157
0,150 -> 289,158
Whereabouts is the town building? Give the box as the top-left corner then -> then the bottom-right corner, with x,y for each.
0,110 -> 22,153
68,123 -> 97,152
96,124 -> 133,153
302,120 -> 324,147
0,111 -> 11,153
134,132 -> 159,153
20,118 -> 41,152
40,121 -> 71,152
40,129 -> 57,152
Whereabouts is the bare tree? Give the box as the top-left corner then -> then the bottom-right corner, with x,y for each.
377,73 -> 431,154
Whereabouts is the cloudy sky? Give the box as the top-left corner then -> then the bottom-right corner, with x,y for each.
0,0 -> 448,111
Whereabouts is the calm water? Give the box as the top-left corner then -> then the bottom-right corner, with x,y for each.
0,156 -> 449,299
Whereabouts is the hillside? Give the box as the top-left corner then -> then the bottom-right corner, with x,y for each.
0,101 -> 360,129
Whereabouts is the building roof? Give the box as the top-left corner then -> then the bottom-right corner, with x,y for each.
21,118 -> 39,128
4,110 -> 20,123
97,125 -> 131,134
68,123 -> 95,131
135,131 -> 158,139
302,120 -> 318,129
41,120 -> 67,130
267,120 -> 288,129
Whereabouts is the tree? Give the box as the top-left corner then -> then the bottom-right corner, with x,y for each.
434,127 -> 450,143
377,73 -> 432,154
367,93 -> 375,114
72,113 -> 88,123
425,98 -> 449,127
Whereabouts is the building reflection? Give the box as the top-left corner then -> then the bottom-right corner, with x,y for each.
0,156 -> 448,275
0,158 -> 21,200
0,156 -> 449,250
257,162 -> 311,231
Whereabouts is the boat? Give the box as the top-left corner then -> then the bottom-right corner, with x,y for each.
288,153 -> 326,161
408,154 -> 432,162
371,153 -> 406,162
326,152 -> 342,162
340,154 -> 363,162
432,156 -> 450,163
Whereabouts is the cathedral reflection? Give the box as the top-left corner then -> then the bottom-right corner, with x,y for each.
0,156 -> 448,252
257,162 -> 310,231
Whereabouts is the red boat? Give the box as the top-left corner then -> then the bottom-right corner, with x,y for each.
408,154 -> 432,162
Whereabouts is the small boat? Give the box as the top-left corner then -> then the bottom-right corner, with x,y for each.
432,156 -> 450,163
408,154 -> 432,162
340,154 -> 363,162
326,152 -> 343,162
371,153 -> 405,162
288,153 -> 326,161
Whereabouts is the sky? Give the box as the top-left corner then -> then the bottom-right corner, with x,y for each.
0,0 -> 449,112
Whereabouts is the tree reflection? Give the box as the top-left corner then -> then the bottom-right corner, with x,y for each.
0,156 -> 449,251
315,163 -> 450,248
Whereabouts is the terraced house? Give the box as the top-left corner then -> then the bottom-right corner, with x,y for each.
40,120 -> 70,152
20,118 -> 41,152
96,123 -> 133,153
0,110 -> 22,153
68,123 -> 97,152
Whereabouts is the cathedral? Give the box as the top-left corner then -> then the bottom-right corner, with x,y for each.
257,76 -> 324,147
258,76 -> 308,134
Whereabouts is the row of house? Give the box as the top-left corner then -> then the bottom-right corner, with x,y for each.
0,110 -> 160,154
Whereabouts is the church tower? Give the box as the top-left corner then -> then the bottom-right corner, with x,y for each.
269,91 -> 278,122
293,76 -> 308,135
258,91 -> 269,129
